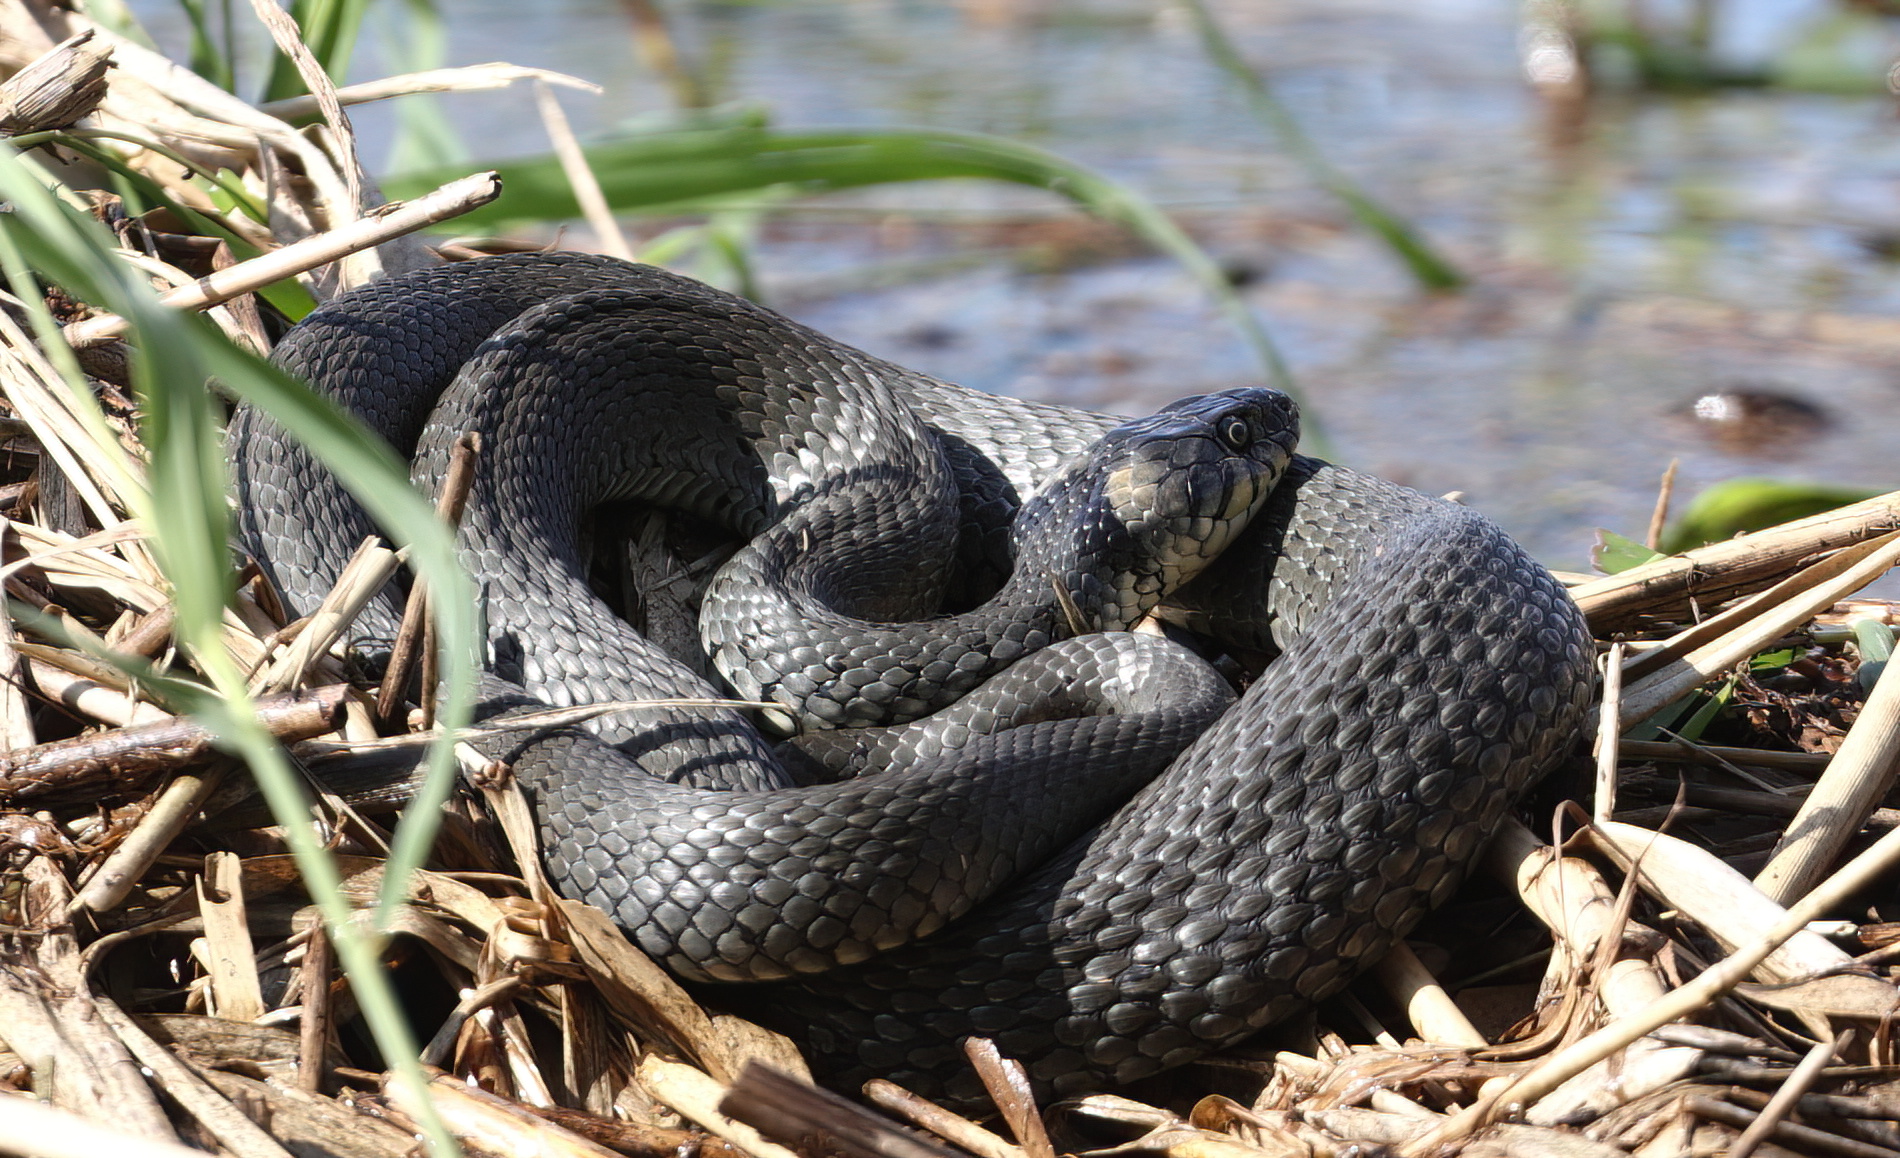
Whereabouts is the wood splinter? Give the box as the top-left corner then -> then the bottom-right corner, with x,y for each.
961,1039 -> 1056,1158
720,1061 -> 964,1158
376,430 -> 482,731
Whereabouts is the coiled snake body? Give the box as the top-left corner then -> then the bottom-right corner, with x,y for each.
231,252 -> 1591,1105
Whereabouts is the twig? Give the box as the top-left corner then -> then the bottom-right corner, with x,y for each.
377,432 -> 480,730
1595,639 -> 1624,822
1522,956 -> 1703,1128
1399,810 -> 1900,1155
296,922 -> 332,1093
196,851 -> 264,1022
1645,458 -> 1679,551
1731,1032 -> 1844,1158
863,1080 -> 1026,1158
1755,649 -> 1900,904
60,172 -> 504,348
419,977 -> 524,1068
1685,1095 -> 1900,1158
0,856 -> 176,1136
1617,530 -> 1900,729
114,604 -> 176,658
1483,814 -> 1704,1118
722,1062 -> 963,1158
1621,529 -> 1900,685
1571,490 -> 1900,631
533,80 -> 633,261
0,321 -> 141,535
385,1072 -> 629,1158
1371,941 -> 1487,1049
1619,737 -> 1828,772
12,639 -> 133,696
259,64 -> 599,119
243,0 -> 363,221
250,538 -> 400,693
0,684 -> 345,804
68,760 -> 230,914
92,998 -> 295,1158
634,1057 -> 800,1158
0,30 -> 112,136
1590,820 -> 1859,983
0,604 -> 35,749
25,656 -> 168,728
961,1039 -> 1054,1158
1631,779 -> 1900,830
1488,818 -> 1620,969
0,1093 -> 213,1158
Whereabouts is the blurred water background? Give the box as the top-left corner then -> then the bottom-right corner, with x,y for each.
140,0 -> 1900,569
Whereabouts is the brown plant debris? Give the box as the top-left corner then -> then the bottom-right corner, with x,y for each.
5,1 -> 1900,1155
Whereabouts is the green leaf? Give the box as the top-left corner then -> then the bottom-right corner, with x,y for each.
1591,528 -> 1666,575
1750,646 -> 1800,673
1625,690 -> 1700,742
1852,616 -> 1894,693
1626,677 -> 1734,743
1674,677 -> 1734,743
381,0 -> 467,173
1662,478 -> 1886,554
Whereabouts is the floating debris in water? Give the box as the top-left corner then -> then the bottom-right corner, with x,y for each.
1682,388 -> 1829,453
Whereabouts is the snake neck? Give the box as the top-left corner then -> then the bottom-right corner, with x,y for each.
703,388 -> 1297,734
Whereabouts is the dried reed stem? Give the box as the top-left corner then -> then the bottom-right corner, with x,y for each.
259,63 -> 599,119
1401,813 -> 1900,1155
1617,530 -> 1900,729
0,1092 -> 213,1158
1572,490 -> 1900,630
61,172 -> 504,348
1755,651 -> 1900,903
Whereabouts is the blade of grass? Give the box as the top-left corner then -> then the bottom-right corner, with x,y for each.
0,142 -> 468,1157
392,123 -> 1309,427
176,0 -> 236,91
376,0 -> 469,173
8,128 -> 269,223
1172,0 -> 1466,291
8,133 -> 265,246
262,0 -> 372,104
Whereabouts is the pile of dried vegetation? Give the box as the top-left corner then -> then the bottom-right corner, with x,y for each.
5,3 -> 1900,1156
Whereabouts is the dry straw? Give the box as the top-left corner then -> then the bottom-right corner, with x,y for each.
5,1 -> 1900,1155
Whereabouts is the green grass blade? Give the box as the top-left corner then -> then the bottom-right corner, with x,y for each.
382,0 -> 467,172
264,0 -> 374,103
0,143 -> 466,1157
175,0 -> 236,90
391,123 -> 1309,420
1173,0 -> 1466,292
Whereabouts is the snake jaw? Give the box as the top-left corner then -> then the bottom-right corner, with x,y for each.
1078,386 -> 1300,629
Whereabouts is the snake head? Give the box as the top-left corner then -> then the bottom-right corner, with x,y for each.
1015,387 -> 1300,631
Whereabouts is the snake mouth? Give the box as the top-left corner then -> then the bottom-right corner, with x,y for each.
1091,386 -> 1301,611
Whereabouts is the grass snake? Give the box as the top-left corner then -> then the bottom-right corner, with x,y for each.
229,252 -> 1592,1106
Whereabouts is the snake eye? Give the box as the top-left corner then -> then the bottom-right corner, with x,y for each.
1218,414 -> 1251,451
